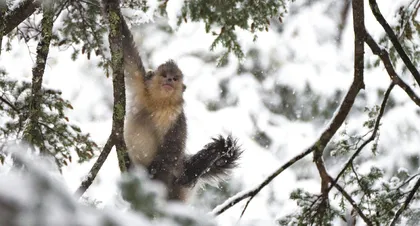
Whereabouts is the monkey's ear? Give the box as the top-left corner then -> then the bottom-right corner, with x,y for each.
183,84 -> 187,92
145,71 -> 154,80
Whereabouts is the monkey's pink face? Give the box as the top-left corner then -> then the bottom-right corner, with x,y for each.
158,71 -> 183,96
147,70 -> 184,102
161,72 -> 180,93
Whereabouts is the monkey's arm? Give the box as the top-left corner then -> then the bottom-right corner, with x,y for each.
116,10 -> 149,97
147,112 -> 187,199
102,2 -> 146,79
176,135 -> 242,186
121,18 -> 146,78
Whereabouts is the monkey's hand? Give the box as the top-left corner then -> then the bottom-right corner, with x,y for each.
176,135 -> 242,186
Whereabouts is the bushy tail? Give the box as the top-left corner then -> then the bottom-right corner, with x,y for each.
176,135 -> 242,186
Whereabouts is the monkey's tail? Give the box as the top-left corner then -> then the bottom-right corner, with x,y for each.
200,135 -> 242,181
176,135 -> 242,186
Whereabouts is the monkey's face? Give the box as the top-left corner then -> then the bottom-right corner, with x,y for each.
146,60 -> 184,102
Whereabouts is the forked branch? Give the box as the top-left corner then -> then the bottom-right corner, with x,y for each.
329,176 -> 373,226
368,0 -> 420,87
390,177 -> 420,225
312,0 -> 366,221
365,33 -> 420,107
213,0 -> 367,219
75,0 -> 128,198
329,82 -> 395,192
102,0 -> 127,173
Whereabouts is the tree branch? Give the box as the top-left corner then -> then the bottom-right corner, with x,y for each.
329,176 -> 374,226
368,0 -> 420,87
0,96 -> 19,113
390,177 -> 420,225
3,0 -> 41,35
74,135 -> 114,198
212,146 -> 314,216
23,0 -> 54,153
312,0 -> 366,221
330,82 -> 394,192
213,61 -> 365,216
0,3 -> 6,55
75,0 -> 129,198
213,0 -> 368,219
102,0 -> 127,172
336,0 -> 351,46
365,32 -> 420,107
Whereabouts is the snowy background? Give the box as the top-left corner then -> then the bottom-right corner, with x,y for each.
1,0 -> 420,225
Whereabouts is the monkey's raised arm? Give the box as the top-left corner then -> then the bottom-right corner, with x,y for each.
103,8 -> 149,98
102,1 -> 146,80
120,18 -> 146,79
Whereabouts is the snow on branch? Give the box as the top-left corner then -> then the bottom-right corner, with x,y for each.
369,0 -> 420,87
2,0 -> 41,35
213,0 -> 371,221
365,33 -> 420,107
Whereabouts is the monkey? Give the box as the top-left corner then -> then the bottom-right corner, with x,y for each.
112,10 -> 242,201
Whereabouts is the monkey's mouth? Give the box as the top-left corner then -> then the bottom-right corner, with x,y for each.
162,84 -> 174,91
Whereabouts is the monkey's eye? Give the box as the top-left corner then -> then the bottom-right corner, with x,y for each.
162,73 -> 167,78
173,77 -> 178,81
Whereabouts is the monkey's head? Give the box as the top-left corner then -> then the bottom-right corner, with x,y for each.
146,60 -> 186,104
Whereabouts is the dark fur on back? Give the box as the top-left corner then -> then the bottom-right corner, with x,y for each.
176,135 -> 242,186
147,112 -> 187,200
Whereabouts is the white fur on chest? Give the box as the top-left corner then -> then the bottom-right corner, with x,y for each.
151,108 -> 181,142
124,113 -> 156,166
124,105 -> 181,167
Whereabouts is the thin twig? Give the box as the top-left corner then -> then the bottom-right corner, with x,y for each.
74,1 -> 106,59
350,163 -> 370,197
329,176 -> 374,226
396,173 -> 420,190
0,96 -> 19,112
329,82 -> 394,191
368,0 -> 420,87
336,0 -> 351,46
74,135 -> 114,198
365,32 -> 420,107
212,147 -> 313,216
390,177 -> 420,225
397,0 -> 420,39
0,4 -> 6,55
52,0 -> 69,24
